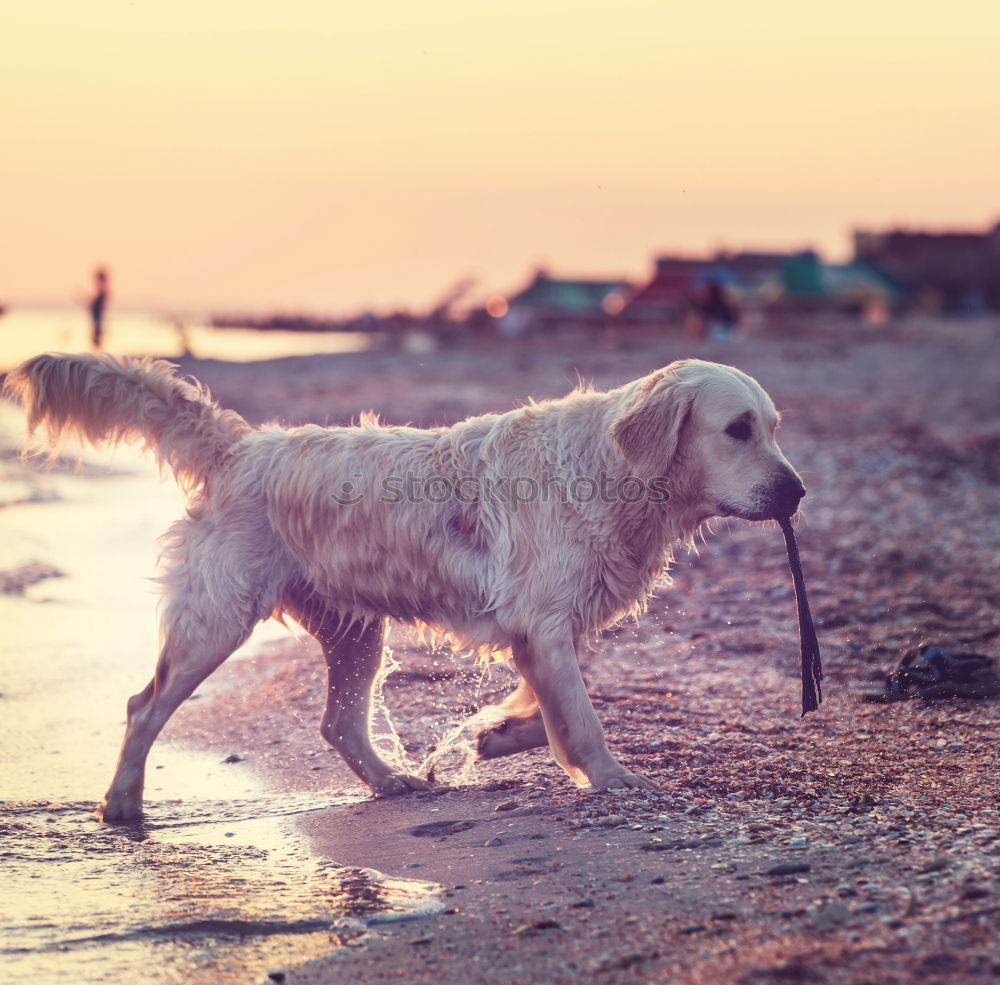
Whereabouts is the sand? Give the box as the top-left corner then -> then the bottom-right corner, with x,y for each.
19,315 -> 1000,984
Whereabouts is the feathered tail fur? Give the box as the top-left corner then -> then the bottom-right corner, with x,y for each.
4,353 -> 251,491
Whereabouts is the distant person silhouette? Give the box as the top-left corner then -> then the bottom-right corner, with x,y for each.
89,266 -> 110,349
699,280 -> 739,341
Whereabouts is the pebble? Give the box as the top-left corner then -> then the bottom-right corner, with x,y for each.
959,885 -> 991,900
494,800 -> 520,812
596,814 -> 628,827
512,919 -> 561,935
812,902 -> 851,928
484,837 -> 503,848
679,923 -> 707,934
766,862 -> 812,876
918,857 -> 950,874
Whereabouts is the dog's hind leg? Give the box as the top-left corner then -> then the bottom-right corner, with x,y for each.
99,518 -> 273,824
99,596 -> 257,824
294,600 -> 432,796
475,680 -> 548,760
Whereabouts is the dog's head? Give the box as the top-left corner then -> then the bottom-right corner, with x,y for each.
612,359 -> 805,521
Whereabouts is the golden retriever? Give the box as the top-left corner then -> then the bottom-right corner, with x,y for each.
6,353 -> 805,822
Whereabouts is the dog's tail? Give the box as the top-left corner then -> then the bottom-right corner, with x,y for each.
4,352 -> 252,491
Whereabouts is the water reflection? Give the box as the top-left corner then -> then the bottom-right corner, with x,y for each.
0,795 -> 442,985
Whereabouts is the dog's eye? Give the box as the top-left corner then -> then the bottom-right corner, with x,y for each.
725,420 -> 752,441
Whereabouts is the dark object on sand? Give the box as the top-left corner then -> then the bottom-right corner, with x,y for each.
0,560 -> 65,596
778,516 -> 824,715
864,644 -> 1000,703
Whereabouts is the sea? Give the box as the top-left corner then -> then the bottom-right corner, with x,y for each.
0,306 -> 369,372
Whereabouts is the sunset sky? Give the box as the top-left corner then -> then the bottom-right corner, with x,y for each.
2,0 -> 998,314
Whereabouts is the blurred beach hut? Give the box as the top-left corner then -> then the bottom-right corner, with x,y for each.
619,250 -> 817,325
821,262 -> 900,315
767,251 -> 900,317
853,221 -> 1000,313
780,251 -> 826,302
712,251 -> 797,300
618,256 -> 702,325
500,268 -> 630,333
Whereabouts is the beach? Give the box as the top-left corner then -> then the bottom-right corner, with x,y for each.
2,315 -> 999,984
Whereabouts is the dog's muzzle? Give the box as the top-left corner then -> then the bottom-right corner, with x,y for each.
720,471 -> 806,521
769,471 -> 807,518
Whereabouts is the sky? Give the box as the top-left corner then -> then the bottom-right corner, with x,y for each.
2,0 -> 998,315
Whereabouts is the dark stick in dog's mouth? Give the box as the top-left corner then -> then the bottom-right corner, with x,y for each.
778,516 -> 824,715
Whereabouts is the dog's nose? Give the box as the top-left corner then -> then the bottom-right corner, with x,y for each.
773,472 -> 806,516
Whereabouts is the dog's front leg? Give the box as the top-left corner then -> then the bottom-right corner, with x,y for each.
511,629 -> 656,792
317,616 -> 433,797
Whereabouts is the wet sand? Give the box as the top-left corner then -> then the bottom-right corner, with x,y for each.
4,316 -> 1000,984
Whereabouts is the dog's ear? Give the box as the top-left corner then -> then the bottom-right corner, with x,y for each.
612,368 -> 695,476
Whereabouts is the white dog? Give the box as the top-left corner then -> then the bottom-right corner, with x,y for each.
6,354 -> 805,822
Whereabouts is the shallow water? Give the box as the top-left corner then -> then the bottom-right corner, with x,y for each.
0,410 -> 441,984
0,307 -> 368,371
0,795 -> 442,985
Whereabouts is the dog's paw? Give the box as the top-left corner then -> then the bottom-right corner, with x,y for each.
476,722 -> 523,760
371,772 -> 434,797
97,797 -> 144,825
587,769 -> 658,793
476,716 -> 548,760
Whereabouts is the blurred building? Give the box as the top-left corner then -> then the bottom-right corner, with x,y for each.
617,256 -> 703,324
499,268 -> 630,333
853,221 -> 1000,313
618,249 -> 898,325
777,252 -> 899,314
486,220 -> 1000,338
